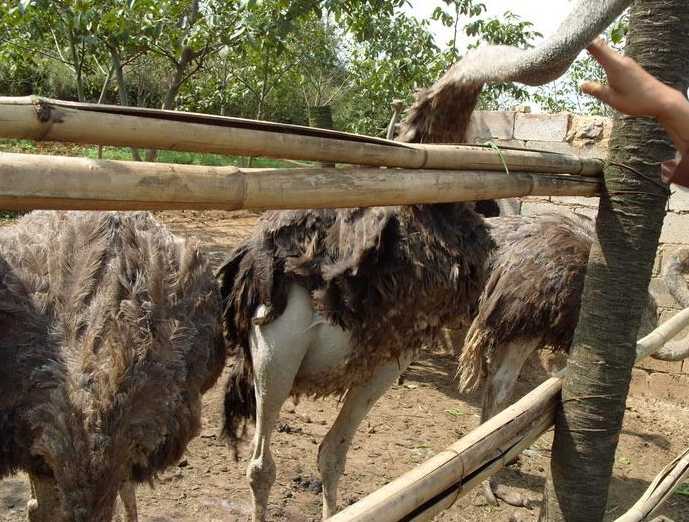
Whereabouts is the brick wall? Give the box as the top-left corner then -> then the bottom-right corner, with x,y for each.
466,110 -> 689,404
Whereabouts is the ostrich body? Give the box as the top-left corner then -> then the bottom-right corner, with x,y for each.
218,203 -> 683,519
0,211 -> 226,522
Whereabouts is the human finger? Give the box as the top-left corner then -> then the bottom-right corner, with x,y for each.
586,38 -> 623,72
581,81 -> 615,105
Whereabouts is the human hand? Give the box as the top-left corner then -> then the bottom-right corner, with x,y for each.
582,37 -> 689,158
581,38 -> 681,121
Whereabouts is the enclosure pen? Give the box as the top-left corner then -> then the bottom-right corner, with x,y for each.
328,308 -> 689,522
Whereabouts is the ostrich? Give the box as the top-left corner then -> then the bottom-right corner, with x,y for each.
0,211 -> 226,522
218,206 -> 689,519
216,1 -> 684,518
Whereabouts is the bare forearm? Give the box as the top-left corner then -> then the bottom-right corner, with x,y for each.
658,89 -> 689,152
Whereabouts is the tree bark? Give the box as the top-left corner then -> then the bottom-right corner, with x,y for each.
109,47 -> 142,162
145,0 -> 201,162
540,2 -> 689,521
66,27 -> 85,102
97,64 -> 115,159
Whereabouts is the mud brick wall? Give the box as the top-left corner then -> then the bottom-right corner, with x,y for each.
466,110 -> 689,404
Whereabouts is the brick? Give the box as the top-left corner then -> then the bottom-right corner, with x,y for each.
522,140 -> 578,155
514,113 -> 570,142
550,196 -> 600,208
653,250 -> 663,277
669,184 -> 689,212
569,115 -> 613,143
649,277 -> 681,308
524,140 -> 605,161
660,212 -> 689,244
629,368 -> 650,396
485,139 -> 527,149
635,356 -> 683,374
521,202 -> 562,216
465,111 -> 515,142
659,244 -> 689,275
571,207 -> 598,220
574,144 -> 607,160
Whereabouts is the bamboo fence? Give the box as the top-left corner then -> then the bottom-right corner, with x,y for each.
329,307 -> 689,522
615,446 -> 689,522
0,96 -> 603,176
0,151 -> 600,211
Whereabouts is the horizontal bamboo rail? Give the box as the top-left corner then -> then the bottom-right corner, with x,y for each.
329,307 -> 689,522
0,96 -> 603,176
0,152 -> 600,211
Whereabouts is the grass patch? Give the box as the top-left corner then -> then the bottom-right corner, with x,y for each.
1,139 -> 295,168
676,483 -> 689,497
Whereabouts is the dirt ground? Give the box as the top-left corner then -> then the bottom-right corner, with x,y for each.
2,210 -> 689,522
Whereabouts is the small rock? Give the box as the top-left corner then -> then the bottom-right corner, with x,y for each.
472,494 -> 489,507
578,122 -> 604,140
291,475 -> 323,494
178,459 -> 189,468
509,512 -> 533,522
277,423 -> 302,434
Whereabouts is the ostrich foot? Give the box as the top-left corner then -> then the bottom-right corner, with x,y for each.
480,479 -> 528,508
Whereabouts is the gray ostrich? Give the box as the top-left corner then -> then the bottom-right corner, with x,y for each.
0,211 -> 226,522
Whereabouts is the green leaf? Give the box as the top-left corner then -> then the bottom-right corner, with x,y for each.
676,483 -> 689,497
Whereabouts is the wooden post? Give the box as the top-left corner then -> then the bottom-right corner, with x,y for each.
0,96 -> 602,176
0,151 -> 600,211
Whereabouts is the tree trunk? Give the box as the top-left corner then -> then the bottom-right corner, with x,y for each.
540,2 -> 689,521
145,0 -> 201,162
97,64 -> 115,159
66,28 -> 85,102
110,48 -> 142,162
144,54 -> 193,162
308,105 -> 335,167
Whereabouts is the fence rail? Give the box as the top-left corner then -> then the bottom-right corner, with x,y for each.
329,308 -> 689,521
0,96 -> 603,175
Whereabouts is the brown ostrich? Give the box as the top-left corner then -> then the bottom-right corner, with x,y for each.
216,1 -> 689,518
218,204 -> 689,518
0,211 -> 226,522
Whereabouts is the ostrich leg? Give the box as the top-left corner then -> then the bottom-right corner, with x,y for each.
479,337 -> 543,508
318,352 -> 414,519
246,285 -> 314,522
118,481 -> 138,522
27,474 -> 61,522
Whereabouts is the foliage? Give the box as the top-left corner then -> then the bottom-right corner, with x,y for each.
0,0 -> 615,140
532,11 -> 629,115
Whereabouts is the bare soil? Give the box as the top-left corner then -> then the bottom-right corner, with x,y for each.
2,210 -> 689,522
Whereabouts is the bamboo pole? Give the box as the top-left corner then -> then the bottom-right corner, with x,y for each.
615,447 -> 689,522
0,96 -> 603,176
0,152 -> 600,211
329,308 -> 689,522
